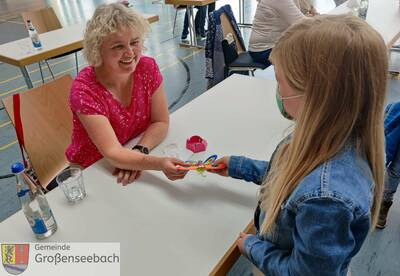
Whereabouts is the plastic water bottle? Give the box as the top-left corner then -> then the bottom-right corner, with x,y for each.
11,162 -> 57,239
358,0 -> 369,20
26,20 -> 42,50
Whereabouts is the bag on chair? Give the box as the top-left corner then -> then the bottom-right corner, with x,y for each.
222,33 -> 238,65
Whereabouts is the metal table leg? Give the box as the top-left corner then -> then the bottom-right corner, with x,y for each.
20,66 -> 33,89
237,0 -> 252,28
179,5 -> 205,48
239,0 -> 243,24
188,6 -> 197,47
75,52 -> 79,74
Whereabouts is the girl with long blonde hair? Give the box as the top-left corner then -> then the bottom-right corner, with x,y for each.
211,14 -> 388,275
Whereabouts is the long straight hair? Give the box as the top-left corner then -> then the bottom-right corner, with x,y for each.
261,15 -> 388,235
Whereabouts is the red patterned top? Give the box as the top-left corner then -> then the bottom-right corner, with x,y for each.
65,56 -> 163,168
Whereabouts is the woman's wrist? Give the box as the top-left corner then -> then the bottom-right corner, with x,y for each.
132,144 -> 149,154
142,155 -> 164,171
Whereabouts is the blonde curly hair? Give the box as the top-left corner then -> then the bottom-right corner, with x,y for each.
83,3 -> 150,66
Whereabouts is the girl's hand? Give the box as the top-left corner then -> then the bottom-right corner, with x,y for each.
207,156 -> 230,177
237,231 -> 253,255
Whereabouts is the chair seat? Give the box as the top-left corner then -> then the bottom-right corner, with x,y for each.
229,52 -> 268,70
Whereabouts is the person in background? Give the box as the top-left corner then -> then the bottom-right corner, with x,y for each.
65,3 -> 187,185
248,0 -> 317,67
207,2 -> 216,15
181,6 -> 207,41
209,15 -> 388,275
377,102 -> 400,228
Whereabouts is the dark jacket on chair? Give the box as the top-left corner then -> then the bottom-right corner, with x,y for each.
205,5 -> 245,88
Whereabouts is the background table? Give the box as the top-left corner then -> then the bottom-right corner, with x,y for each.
165,0 -> 215,48
0,74 -> 291,275
0,13 -> 159,89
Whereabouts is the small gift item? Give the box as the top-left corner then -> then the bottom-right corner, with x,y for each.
176,155 -> 226,172
186,135 -> 207,153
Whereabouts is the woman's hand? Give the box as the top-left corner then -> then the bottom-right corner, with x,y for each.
207,156 -> 230,177
237,231 -> 253,255
113,168 -> 142,186
160,157 -> 188,181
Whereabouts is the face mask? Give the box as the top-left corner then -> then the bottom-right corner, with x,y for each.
276,86 -> 293,120
275,86 -> 304,120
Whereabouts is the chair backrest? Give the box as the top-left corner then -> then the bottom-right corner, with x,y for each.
220,12 -> 245,53
389,31 -> 400,49
2,75 -> 73,188
21,7 -> 62,34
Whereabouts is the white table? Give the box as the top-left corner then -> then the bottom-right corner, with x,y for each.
0,14 -> 159,89
0,75 -> 291,275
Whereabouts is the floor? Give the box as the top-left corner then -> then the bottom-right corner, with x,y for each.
0,0 -> 399,275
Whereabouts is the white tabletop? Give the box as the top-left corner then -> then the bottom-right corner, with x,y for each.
0,14 -> 158,67
0,74 -> 291,276
0,24 -> 83,66
329,0 -> 400,46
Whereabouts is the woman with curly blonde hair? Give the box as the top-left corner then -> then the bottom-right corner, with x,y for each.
66,3 -> 186,185
210,14 -> 388,275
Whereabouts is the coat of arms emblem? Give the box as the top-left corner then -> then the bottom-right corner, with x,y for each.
1,244 -> 29,275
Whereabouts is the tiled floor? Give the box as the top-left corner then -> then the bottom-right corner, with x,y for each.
0,0 -> 399,275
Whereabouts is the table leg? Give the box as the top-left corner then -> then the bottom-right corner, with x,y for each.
188,6 -> 197,47
75,52 -> 79,74
180,5 -> 203,48
238,0 -> 243,24
20,66 -> 33,89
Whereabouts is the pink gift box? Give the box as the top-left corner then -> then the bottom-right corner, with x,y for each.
186,135 -> 207,153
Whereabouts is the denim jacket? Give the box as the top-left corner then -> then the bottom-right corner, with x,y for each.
228,143 -> 374,276
384,102 -> 400,166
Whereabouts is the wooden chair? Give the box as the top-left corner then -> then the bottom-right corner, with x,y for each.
210,221 -> 256,275
21,7 -> 81,83
2,75 -> 73,189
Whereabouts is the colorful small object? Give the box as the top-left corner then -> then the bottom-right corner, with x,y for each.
177,154 -> 226,172
186,135 -> 207,153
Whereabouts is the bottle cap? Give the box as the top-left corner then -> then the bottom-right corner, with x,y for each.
11,162 -> 24,173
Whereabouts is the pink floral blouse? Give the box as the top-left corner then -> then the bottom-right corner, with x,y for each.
65,56 -> 163,168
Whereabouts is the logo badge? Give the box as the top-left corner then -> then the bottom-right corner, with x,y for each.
1,244 -> 29,275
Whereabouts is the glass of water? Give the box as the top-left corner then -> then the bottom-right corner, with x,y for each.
56,167 -> 86,203
163,143 -> 180,159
